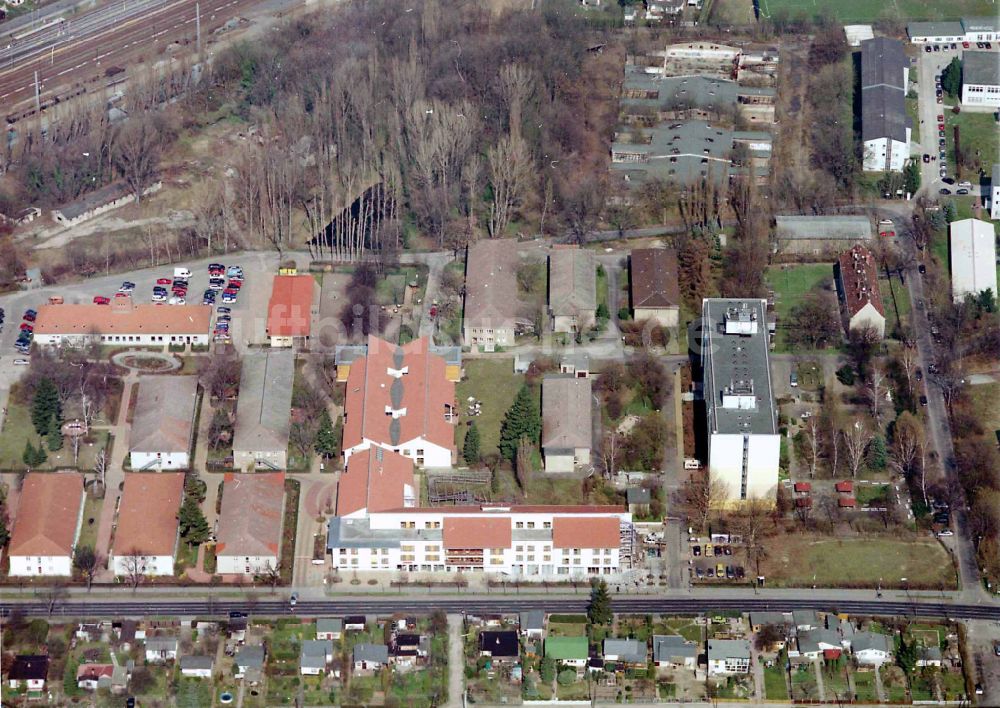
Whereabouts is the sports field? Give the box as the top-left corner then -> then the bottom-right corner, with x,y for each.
758,0 -> 998,23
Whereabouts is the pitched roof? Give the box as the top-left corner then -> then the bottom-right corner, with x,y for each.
464,239 -> 522,329
34,300 -> 211,337
549,247 -> 596,316
77,663 -> 115,681
317,618 -> 343,633
630,248 -> 680,310
541,375 -> 592,452
520,610 -> 545,630
950,218 -> 998,299
353,643 -> 389,664
301,640 -> 333,668
336,446 -> 414,516
9,655 -> 49,681
860,37 -> 907,90
342,335 -> 456,454
798,628 -> 842,654
853,632 -> 892,654
552,516 -> 620,549
114,473 -> 184,557
216,473 -> 285,558
774,215 -> 872,241
180,655 -> 215,671
838,244 -> 885,318
545,636 -> 589,660
907,21 -> 965,38
235,645 -> 265,669
130,375 -> 198,454
233,349 -> 295,455
604,638 -> 647,663
652,635 -> 698,662
266,275 -> 315,338
708,639 -> 751,660
9,472 -> 84,557
442,517 -> 512,549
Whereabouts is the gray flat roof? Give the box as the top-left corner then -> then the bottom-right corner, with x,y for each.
708,638 -> 751,660
963,16 -> 1000,32
774,215 -> 872,241
907,21 -> 965,38
861,38 -> 909,143
233,349 -> 295,454
964,51 -> 1000,87
621,71 -> 774,114
702,298 -> 776,436
54,182 -> 131,221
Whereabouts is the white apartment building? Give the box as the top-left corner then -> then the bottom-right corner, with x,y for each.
8,473 -> 85,577
327,506 -> 632,578
907,18 -> 1000,44
702,299 -> 779,505
961,51 -> 1000,108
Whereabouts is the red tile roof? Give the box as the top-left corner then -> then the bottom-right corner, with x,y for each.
266,275 -> 315,337
835,481 -> 854,493
77,664 -> 114,681
114,473 -> 184,557
337,446 -> 414,516
837,245 -> 885,318
552,516 -> 621,549
630,248 -> 680,310
839,497 -> 857,508
823,649 -> 842,660
793,482 -> 811,493
9,473 -> 84,557
443,517 -> 512,550
34,299 -> 211,336
216,473 -> 285,558
378,504 -> 627,514
343,336 -> 456,455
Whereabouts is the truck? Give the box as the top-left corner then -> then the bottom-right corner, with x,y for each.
173,267 -> 192,279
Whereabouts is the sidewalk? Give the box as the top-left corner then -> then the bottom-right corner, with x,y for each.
92,374 -> 136,580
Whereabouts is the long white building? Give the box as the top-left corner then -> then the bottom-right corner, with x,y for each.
907,18 -> 1000,44
961,51 -> 1000,108
950,218 -> 998,302
860,37 -> 910,173
702,299 -> 779,505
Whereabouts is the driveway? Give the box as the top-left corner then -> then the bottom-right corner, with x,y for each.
446,613 -> 464,707
914,44 -> 962,193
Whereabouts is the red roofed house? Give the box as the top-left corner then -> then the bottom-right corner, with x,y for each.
336,446 -> 415,518
76,663 -> 114,691
32,296 -> 212,347
266,274 -> 316,347
8,472 -> 85,576
835,245 -> 886,338
793,482 -> 811,494
342,335 -> 457,468
110,473 -> 185,577
835,481 -> 854,494
839,497 -> 857,509
215,473 -> 285,575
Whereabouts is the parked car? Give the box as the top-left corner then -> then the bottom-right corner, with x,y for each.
93,296 -> 111,305
169,297 -> 186,305
922,154 -> 930,163
924,45 -> 932,53
939,188 -> 951,195
693,545 -> 701,556
977,42 -> 985,49
119,281 -> 136,292
227,265 -> 244,278
227,279 -> 242,290
217,306 -> 231,314
13,358 -> 29,366
920,395 -> 928,406
22,309 -> 36,322
706,567 -> 715,578
957,188 -> 969,195
209,278 -> 225,290
962,41 -> 970,49
156,278 -> 172,285
943,177 -> 956,184
933,45 -> 940,51
918,264 -> 926,274
208,263 -> 225,274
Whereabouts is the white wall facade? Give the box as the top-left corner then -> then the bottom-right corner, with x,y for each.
863,137 -> 910,173
992,184 -> 1000,220
35,331 -> 210,347
709,433 -> 780,505
961,82 -> 1000,108
707,657 -> 750,676
233,448 -> 287,472
634,306 -> 680,328
181,667 -> 213,678
543,447 -> 591,473
129,450 -> 190,471
344,436 -> 452,469
463,324 -> 516,351
9,554 -> 73,576
855,649 -> 890,666
216,554 -> 278,575
848,303 -> 886,338
111,553 -> 175,577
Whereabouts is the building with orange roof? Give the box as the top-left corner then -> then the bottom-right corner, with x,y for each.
835,244 -> 886,338
328,504 -> 632,577
32,296 -> 212,347
110,473 -> 185,577
342,335 -> 457,469
266,274 -> 315,347
336,446 -> 415,518
215,473 -> 285,575
9,472 -> 85,576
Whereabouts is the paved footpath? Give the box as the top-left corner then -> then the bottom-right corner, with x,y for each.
93,373 -> 137,580
446,613 -> 464,708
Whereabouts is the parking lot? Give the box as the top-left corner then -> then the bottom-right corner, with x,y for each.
688,538 -> 747,583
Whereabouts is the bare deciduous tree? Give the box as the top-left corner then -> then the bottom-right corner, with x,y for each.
487,134 -> 532,238
843,419 -> 873,478
679,471 -> 729,530
866,363 -> 887,424
120,549 -> 148,592
114,117 -> 162,203
802,417 -> 821,478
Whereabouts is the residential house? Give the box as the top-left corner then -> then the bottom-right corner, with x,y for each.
316,618 -> 343,641
545,637 -> 589,668
129,376 -> 198,469
707,639 -> 751,676
336,446 -> 415,518
32,296 -> 211,347
144,637 -> 178,663
335,343 -> 462,383
228,615 -> 248,643
75,622 -> 106,642
110,473 -> 185,577
300,640 -> 334,676
353,643 -> 389,673
559,352 -> 590,378
749,612 -> 792,633
961,51 -> 1000,108
773,215 -> 872,257
234,646 -> 265,679
853,632 -> 893,666
652,635 -> 698,669
77,663 -> 115,691
793,610 -> 821,632
541,375 -> 593,472
463,239 -> 521,350
603,638 -> 648,666
266,274 -> 315,347
8,472 -> 84,576
179,656 -> 215,678
629,248 -> 681,327
950,218 -> 997,303
826,616 -> 855,648
479,631 -> 519,662
627,487 -> 652,516
232,349 -> 294,470
390,634 -> 427,667
7,656 -> 49,691
520,610 -> 546,639
796,629 -> 843,659
215,472 -> 285,575
835,245 -> 886,338
917,646 -> 943,668
345,616 -> 367,632
548,246 -> 596,333
341,335 -> 457,469
51,180 -> 161,226
860,37 -> 910,173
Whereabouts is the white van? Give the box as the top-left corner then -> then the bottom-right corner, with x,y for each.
173,267 -> 192,278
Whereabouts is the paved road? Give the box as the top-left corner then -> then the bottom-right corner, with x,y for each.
445,613 -> 463,708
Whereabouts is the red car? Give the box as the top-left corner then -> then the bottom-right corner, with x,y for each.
114,292 -> 130,298
156,278 -> 172,285
937,114 -> 944,121
227,280 -> 242,290
93,296 -> 111,305
962,41 -> 970,49
20,323 -> 33,332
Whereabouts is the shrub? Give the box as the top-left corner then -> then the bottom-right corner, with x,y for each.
557,669 -> 577,686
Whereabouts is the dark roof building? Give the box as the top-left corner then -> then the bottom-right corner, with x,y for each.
479,630 -> 520,659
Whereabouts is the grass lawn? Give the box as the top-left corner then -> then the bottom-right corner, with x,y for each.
557,678 -> 592,701
882,665 -> 908,703
176,678 -> 213,707
75,493 -> 104,552
597,266 -> 609,312
653,618 -> 703,643
763,665 -> 789,700
0,400 -> 110,470
945,107 -> 999,179
266,675 -> 301,705
906,98 -> 921,144
759,0 -> 996,22
939,668 -> 966,700
455,359 -> 524,458
969,382 -> 1000,438
710,0 -> 755,24
789,663 -> 819,701
855,483 -> 890,508
880,273 -> 912,338
853,670 -> 878,702
759,534 -> 957,589
766,264 -> 835,353
547,622 -> 588,637
822,660 -> 850,701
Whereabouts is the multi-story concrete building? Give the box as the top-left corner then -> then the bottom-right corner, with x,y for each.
860,37 -> 911,173
110,473 -> 184,577
702,299 -> 779,505
463,239 -> 521,351
907,17 -> 1000,44
961,51 -> 1000,108
548,246 -> 596,333
8,473 -> 85,577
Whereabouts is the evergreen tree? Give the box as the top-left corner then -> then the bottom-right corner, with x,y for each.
867,435 -> 888,471
940,57 -> 962,97
46,414 -> 64,452
0,511 -> 9,548
31,378 -> 60,437
34,444 -> 47,466
540,656 -> 556,683
178,495 -> 210,546
22,440 -> 37,467
463,422 -> 481,465
314,409 -> 339,459
499,385 -> 541,461
587,578 -> 613,625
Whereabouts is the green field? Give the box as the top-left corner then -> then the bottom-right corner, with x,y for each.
0,401 -> 110,471
455,359 -> 524,459
879,273 -> 912,337
761,534 -> 958,589
763,664 -> 789,700
766,264 -> 835,352
759,0 -> 997,23
945,108 -> 999,179
852,671 -> 879,702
